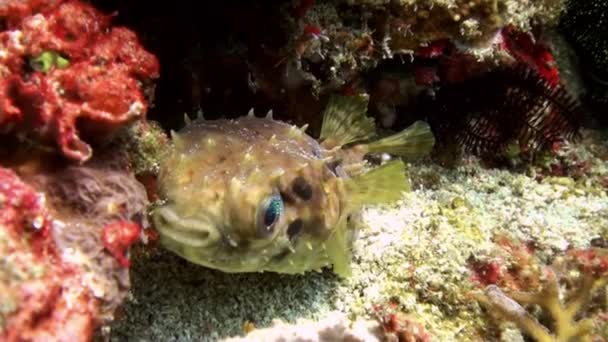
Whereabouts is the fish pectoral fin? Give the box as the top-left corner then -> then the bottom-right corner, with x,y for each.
319,94 -> 376,149
363,120 -> 436,160
325,218 -> 352,278
345,159 -> 410,209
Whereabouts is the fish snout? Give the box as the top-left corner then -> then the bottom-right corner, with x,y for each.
152,206 -> 221,248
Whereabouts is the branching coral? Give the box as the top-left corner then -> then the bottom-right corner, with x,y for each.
478,248 -> 608,342
0,0 -> 159,162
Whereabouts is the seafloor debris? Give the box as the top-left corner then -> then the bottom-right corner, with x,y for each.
0,0 -> 159,162
0,147 -> 149,341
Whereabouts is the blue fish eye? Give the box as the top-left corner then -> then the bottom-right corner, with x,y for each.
257,193 -> 284,238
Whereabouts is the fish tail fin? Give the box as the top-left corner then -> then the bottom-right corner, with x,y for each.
319,94 -> 376,148
364,121 -> 435,159
325,218 -> 352,278
344,159 -> 410,209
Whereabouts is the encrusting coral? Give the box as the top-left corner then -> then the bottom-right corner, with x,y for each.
0,0 -> 159,162
0,146 -> 150,341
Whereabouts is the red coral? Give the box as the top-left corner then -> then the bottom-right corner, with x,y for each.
501,26 -> 560,87
469,236 -> 542,292
101,220 -> 141,267
0,166 -> 99,342
414,39 -> 451,59
566,248 -> 608,277
0,0 -> 159,162
470,260 -> 502,286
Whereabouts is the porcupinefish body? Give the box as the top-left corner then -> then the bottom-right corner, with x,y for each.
152,95 -> 435,277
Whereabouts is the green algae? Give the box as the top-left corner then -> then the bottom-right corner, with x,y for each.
123,120 -> 169,176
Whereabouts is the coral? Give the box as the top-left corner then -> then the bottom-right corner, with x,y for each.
0,0 -> 159,162
285,2 -> 377,96
0,166 -> 99,341
355,0 -> 563,58
101,220 -> 141,268
0,144 -> 149,340
34,155 -> 150,325
479,247 -> 608,342
469,235 -> 543,292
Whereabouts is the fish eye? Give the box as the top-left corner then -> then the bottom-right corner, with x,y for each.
256,193 -> 284,238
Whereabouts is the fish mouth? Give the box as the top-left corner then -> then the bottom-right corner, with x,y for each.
152,206 -> 221,248
153,205 -> 273,272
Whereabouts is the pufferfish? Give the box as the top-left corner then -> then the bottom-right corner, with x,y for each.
152,95 -> 435,277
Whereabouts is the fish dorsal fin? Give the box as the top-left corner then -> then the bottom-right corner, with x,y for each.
319,94 -> 376,149
325,217 -> 352,278
344,159 -> 410,209
362,120 -> 436,160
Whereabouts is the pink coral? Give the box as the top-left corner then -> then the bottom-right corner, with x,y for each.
0,0 -> 159,162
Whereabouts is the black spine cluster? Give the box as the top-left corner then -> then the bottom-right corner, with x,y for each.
425,65 -> 585,160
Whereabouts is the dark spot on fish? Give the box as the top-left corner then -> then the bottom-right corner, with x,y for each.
287,219 -> 303,240
219,156 -> 226,162
291,176 -> 313,200
306,216 -> 327,238
279,191 -> 296,205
